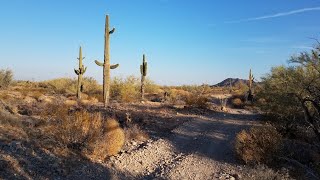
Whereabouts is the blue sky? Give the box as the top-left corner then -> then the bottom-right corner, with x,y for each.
0,0 -> 319,85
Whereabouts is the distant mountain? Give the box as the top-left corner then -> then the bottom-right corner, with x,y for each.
212,78 -> 249,87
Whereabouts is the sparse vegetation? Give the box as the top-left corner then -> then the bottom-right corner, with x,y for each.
235,126 -> 282,164
0,69 -> 13,89
231,98 -> 244,108
110,76 -> 140,103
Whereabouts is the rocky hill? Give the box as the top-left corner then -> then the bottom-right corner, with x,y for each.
212,78 -> 249,87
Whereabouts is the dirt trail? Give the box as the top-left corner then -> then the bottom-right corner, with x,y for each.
107,109 -> 261,179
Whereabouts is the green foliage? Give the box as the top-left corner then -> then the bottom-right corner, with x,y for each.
258,44 -> 320,140
110,76 -> 140,103
0,69 -> 13,89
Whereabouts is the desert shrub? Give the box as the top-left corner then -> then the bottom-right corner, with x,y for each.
257,44 -> 320,141
110,76 -> 140,103
185,93 -> 209,109
235,126 -> 282,164
163,88 -> 190,104
42,77 -> 102,96
144,78 -> 161,94
40,104 -> 125,159
232,98 -> 244,108
0,69 -> 13,89
182,85 -> 210,108
233,81 -> 249,94
178,84 -> 212,94
125,124 -> 149,142
42,105 -> 104,149
242,165 -> 290,180
43,78 -> 77,94
88,119 -> 125,159
81,77 -> 102,95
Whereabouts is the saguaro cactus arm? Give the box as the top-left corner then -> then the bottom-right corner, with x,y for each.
109,28 -> 115,34
81,66 -> 87,74
110,64 -> 119,69
74,69 -> 80,75
95,60 -> 104,66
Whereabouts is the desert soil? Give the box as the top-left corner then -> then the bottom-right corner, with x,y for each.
104,104 -> 264,180
0,91 -> 290,179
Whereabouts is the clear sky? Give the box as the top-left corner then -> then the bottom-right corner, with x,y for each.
0,0 -> 319,85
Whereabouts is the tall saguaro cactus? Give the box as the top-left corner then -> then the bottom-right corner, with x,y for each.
74,46 -> 87,99
248,69 -> 254,93
247,69 -> 255,102
140,54 -> 148,100
95,15 -> 119,107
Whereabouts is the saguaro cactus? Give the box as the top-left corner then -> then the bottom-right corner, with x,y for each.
248,69 -> 254,93
95,15 -> 119,107
74,46 -> 87,99
140,54 -> 148,100
247,69 -> 255,102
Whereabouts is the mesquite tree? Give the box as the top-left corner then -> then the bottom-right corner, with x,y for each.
259,44 -> 320,140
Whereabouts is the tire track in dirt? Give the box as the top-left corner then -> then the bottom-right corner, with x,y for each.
107,109 -> 260,179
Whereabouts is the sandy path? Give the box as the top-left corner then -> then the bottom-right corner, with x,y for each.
107,109 -> 260,179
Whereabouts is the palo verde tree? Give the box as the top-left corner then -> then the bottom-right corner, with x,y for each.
140,54 -> 148,100
258,44 -> 320,141
95,15 -> 119,107
74,46 -> 87,99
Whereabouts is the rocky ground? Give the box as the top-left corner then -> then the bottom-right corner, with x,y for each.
0,88 -> 291,179
104,106 -> 288,180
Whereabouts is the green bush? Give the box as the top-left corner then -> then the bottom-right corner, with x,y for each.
0,69 -> 13,89
257,45 -> 320,140
110,76 -> 140,103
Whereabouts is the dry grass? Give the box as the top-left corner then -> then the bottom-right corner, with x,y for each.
39,103 -> 126,160
232,98 -> 244,108
40,105 -> 103,149
243,165 -> 290,180
235,126 -> 282,164
0,111 -> 27,142
42,77 -> 102,95
125,124 -> 149,142
185,94 -> 209,109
